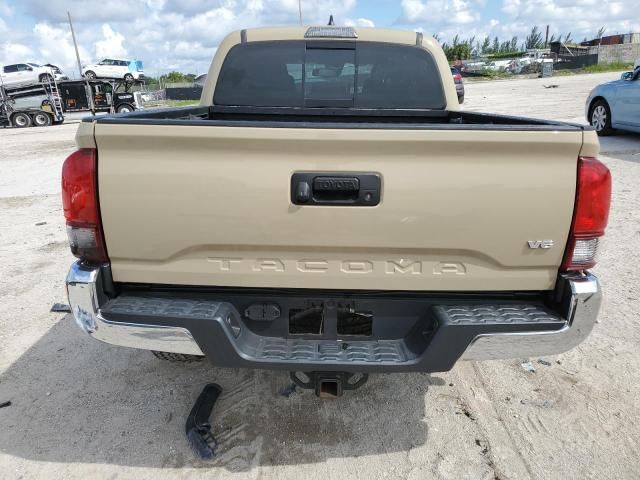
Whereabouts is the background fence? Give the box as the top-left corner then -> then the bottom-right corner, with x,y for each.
555,54 -> 599,70
165,87 -> 203,100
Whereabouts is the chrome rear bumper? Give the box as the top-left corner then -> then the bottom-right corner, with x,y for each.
66,262 -> 203,355
461,272 -> 600,360
66,261 -> 600,366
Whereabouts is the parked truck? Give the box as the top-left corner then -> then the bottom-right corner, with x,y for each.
64,26 -> 611,397
0,79 -> 64,127
59,79 -> 141,114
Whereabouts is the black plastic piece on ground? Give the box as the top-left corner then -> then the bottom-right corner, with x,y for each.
185,383 -> 222,460
279,383 -> 298,397
290,371 -> 369,398
0,401 -> 11,408
50,303 -> 71,313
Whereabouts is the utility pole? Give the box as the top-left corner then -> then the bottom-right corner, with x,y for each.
545,24 -> 549,48
68,12 -> 83,79
298,0 -> 302,25
67,11 -> 95,114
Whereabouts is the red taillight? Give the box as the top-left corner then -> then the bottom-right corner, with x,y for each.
61,148 -> 108,263
561,156 -> 611,271
453,73 -> 462,81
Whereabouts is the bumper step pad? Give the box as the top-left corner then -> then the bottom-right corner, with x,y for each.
105,296 -> 224,319
254,338 -> 408,363
433,304 -> 562,326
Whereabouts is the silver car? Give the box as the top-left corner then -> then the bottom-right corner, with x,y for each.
586,67 -> 640,135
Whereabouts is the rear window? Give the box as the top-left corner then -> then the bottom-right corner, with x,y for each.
213,41 -> 445,109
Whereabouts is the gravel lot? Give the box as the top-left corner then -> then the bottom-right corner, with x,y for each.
1,71 -> 639,480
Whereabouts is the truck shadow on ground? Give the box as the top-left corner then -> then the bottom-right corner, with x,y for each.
0,316 -> 440,470
599,132 -> 640,162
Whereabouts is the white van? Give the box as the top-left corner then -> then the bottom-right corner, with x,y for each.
82,59 -> 145,81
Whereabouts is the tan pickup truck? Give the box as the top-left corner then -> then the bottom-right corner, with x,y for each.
64,26 -> 611,397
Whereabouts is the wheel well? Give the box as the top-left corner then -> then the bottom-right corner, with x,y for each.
588,96 -> 607,116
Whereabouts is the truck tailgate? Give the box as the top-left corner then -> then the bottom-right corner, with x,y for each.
95,123 -> 581,291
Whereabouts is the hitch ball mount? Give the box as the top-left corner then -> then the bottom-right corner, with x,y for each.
290,371 -> 369,399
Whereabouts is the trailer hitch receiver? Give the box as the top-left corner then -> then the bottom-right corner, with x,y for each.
290,371 -> 368,399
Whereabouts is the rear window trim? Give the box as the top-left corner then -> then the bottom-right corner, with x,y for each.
213,40 -> 446,110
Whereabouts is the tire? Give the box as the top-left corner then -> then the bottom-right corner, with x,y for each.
85,71 -> 96,80
38,73 -> 54,83
11,112 -> 32,128
32,111 -> 52,127
151,351 -> 205,363
124,73 -> 134,82
116,103 -> 134,113
590,99 -> 615,136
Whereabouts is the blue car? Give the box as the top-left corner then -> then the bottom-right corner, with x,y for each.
586,67 -> 640,135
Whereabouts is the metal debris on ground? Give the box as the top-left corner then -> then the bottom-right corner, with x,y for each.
520,398 -> 554,408
35,221 -> 47,226
538,359 -> 552,366
521,361 -> 536,373
186,383 -> 222,460
543,84 -> 559,88
50,303 -> 71,313
279,383 -> 298,397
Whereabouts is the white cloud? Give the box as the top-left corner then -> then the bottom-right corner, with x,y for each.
500,0 -> 640,40
32,23 -> 90,74
345,18 -> 376,28
400,0 -> 479,25
21,0 -> 146,22
0,42 -> 34,64
95,24 -> 128,59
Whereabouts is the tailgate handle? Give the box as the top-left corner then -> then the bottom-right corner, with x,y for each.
291,173 -> 380,206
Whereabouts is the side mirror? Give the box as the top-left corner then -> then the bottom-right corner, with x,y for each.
25,66 -> 33,71
621,71 -> 633,80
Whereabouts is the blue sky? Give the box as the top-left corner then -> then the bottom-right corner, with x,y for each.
351,0 -> 501,28
1,0 -> 638,76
